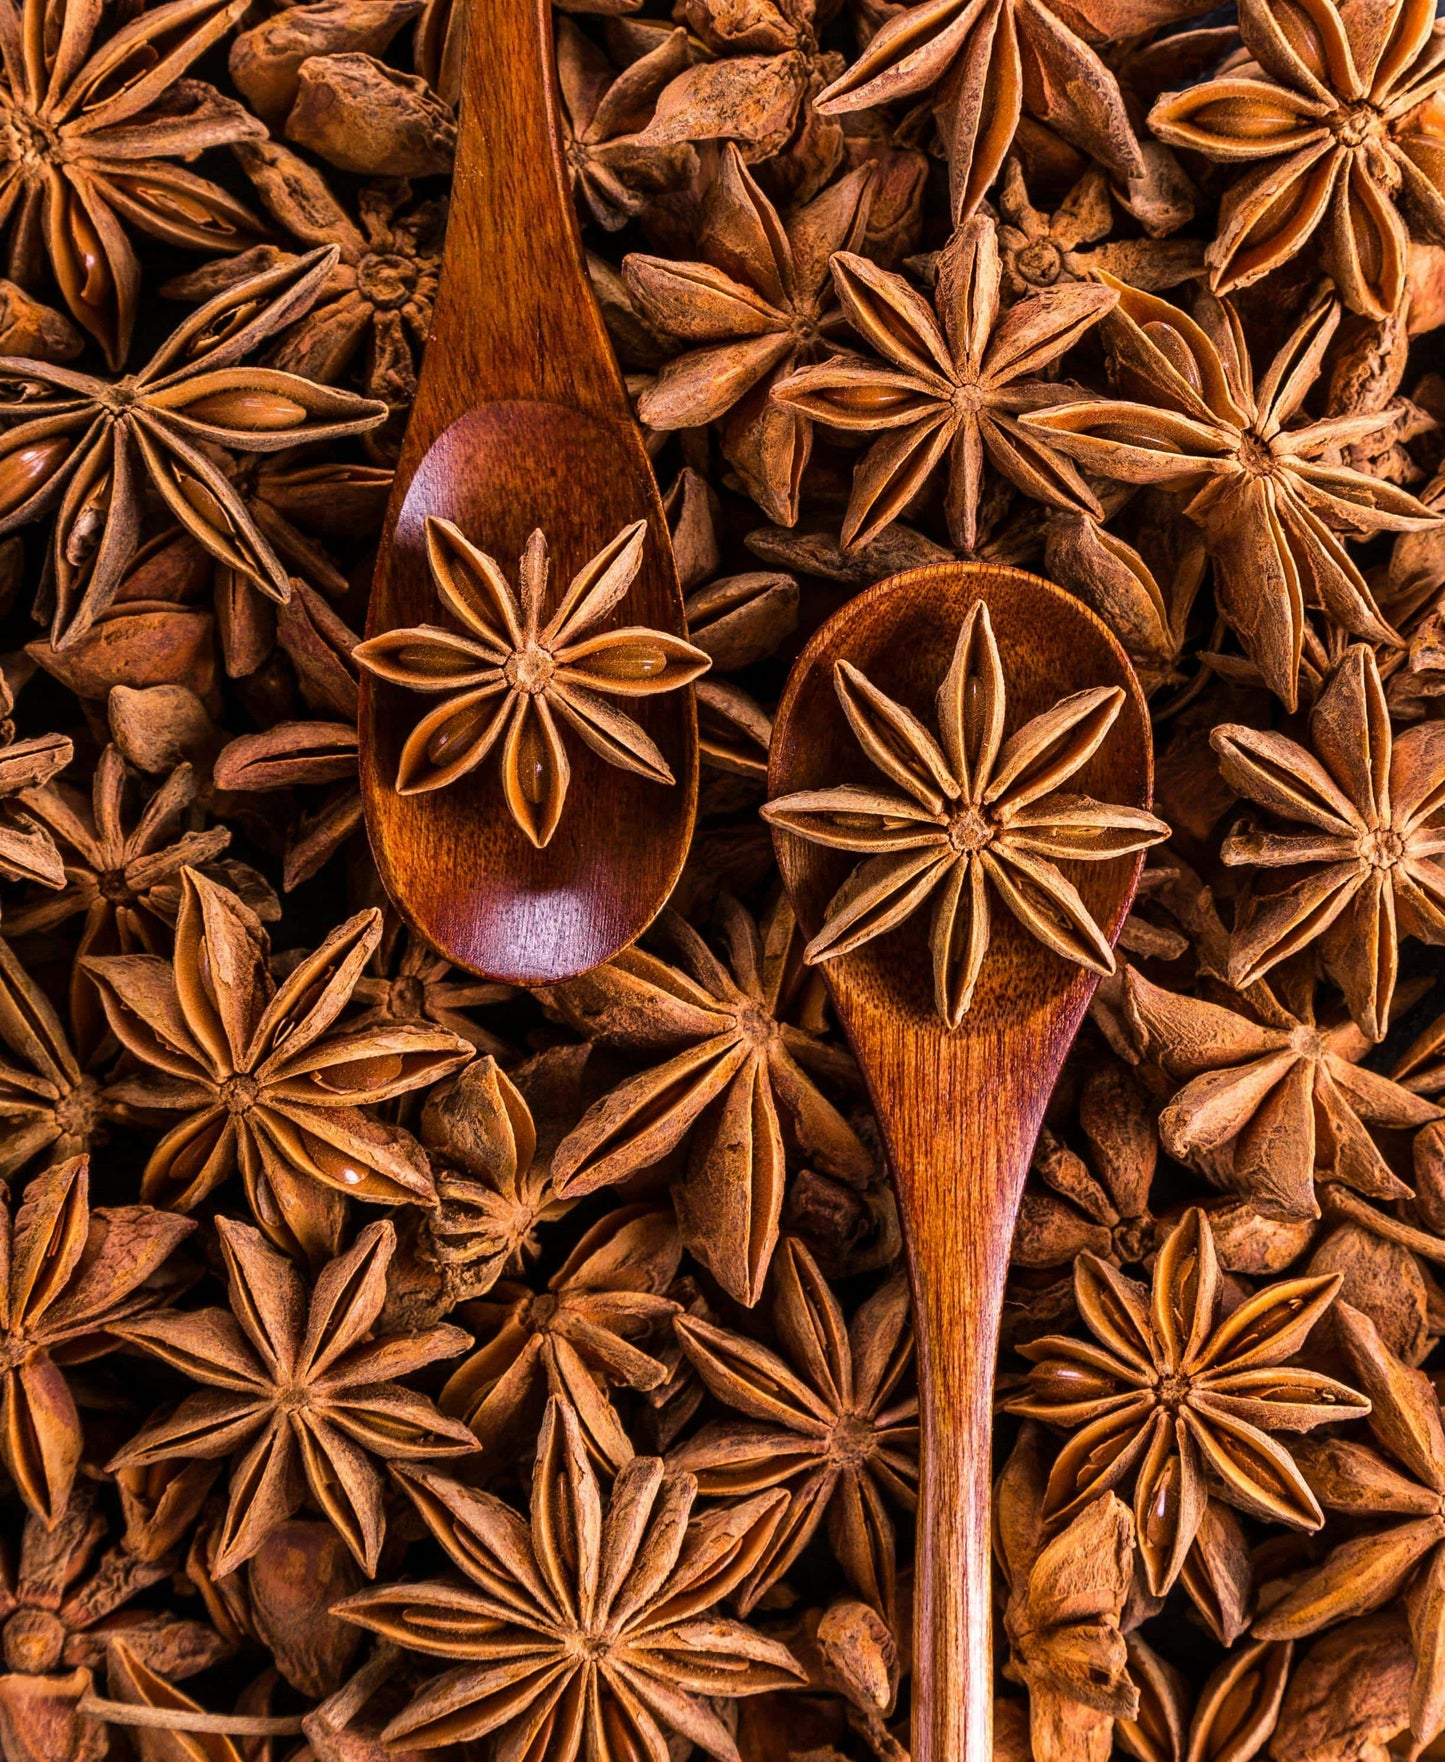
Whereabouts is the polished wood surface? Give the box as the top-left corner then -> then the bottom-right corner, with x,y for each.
768,564 -> 1153,1762
359,0 -> 696,984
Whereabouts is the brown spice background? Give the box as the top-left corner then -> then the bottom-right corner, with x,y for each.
4,0 -> 1445,1757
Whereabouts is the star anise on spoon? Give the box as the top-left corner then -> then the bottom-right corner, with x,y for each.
762,599 -> 1169,1026
353,516 -> 709,847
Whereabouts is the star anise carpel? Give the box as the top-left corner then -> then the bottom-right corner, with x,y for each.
110,1214 -> 478,1576
354,515 -> 709,848
764,599 -> 1169,1027
0,1154 -> 194,1528
0,247 -> 388,652
770,213 -> 1117,553
333,1393 -> 807,1760
82,865 -> 473,1264
1149,0 -> 1445,320
1021,276 -> 1440,710
1006,1205 -> 1370,1596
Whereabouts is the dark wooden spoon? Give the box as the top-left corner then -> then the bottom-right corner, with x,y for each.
359,0 -> 695,984
768,562 -> 1153,1762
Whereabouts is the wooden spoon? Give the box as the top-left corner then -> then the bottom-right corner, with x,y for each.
768,562 -> 1153,1762
358,0 -> 695,984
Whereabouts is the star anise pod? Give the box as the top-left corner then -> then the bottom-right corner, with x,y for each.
811,0 -> 1157,223
0,936 -> 105,1176
0,0 -> 270,368
672,1236 -> 917,1616
0,248 -> 388,653
111,1215 -> 478,1577
1021,278 -> 1439,711
1006,1206 -> 1369,1596
1014,1058 -> 1160,1269
211,719 -> 363,891
1149,0 -> 1445,320
770,215 -> 1116,552
547,895 -> 872,1305
0,1484 -> 229,1762
348,922 -> 510,1058
83,866 -> 473,1264
994,1422 -> 1139,1762
353,515 -> 709,847
622,146 -> 875,526
763,599 -> 1170,1027
557,20 -> 698,231
1212,643 -> 1445,1041
1267,1611 -> 1417,1762
1254,1302 -> 1445,1755
334,1394 -> 807,1759
1125,960 -> 1439,1219
0,1155 -> 195,1527
440,1205 -> 682,1474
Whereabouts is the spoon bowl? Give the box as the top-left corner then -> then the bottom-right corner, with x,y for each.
769,561 -> 1153,1762
359,0 -> 696,984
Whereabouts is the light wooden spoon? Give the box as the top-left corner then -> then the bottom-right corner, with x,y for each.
767,561 -> 1153,1762
359,0 -> 695,984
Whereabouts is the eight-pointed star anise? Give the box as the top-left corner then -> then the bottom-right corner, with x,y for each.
770,214 -> 1117,552
353,515 -> 709,847
1021,278 -> 1438,711
1148,0 -> 1445,320
763,599 -> 1169,1027
548,896 -> 873,1305
110,1215 -> 478,1577
671,1236 -> 918,1618
0,1155 -> 194,1528
0,0 -> 268,367
83,866 -> 473,1264
1212,642 -> 1445,1042
334,1394 -> 806,1760
1006,1206 -> 1369,1597
0,248 -> 387,653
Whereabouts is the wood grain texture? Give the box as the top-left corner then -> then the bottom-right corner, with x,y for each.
359,0 -> 696,983
768,564 -> 1153,1762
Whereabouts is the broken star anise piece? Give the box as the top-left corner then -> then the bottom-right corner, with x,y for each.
0,711 -> 70,890
1149,0 -> 1445,320
1006,1206 -> 1370,1596
0,0 -> 269,368
353,515 -> 709,848
0,1154 -> 195,1528
1212,642 -> 1445,1041
110,1215 -> 478,1577
83,866 -> 473,1263
0,247 -> 388,654
334,1393 -> 806,1759
770,214 -> 1116,553
763,599 -> 1169,1027
1020,278 -> 1438,711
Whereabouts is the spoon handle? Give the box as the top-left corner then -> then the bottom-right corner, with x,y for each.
865,1027 -> 1074,1762
399,0 -> 622,479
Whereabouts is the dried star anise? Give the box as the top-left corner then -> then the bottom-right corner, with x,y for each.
83,866 -> 472,1262
334,1394 -> 807,1758
111,1215 -> 477,1576
1006,1206 -> 1369,1595
0,248 -> 388,654
354,516 -> 708,846
764,599 -> 1169,1026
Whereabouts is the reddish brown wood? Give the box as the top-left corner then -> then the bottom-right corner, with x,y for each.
768,564 -> 1153,1762
359,0 -> 695,984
